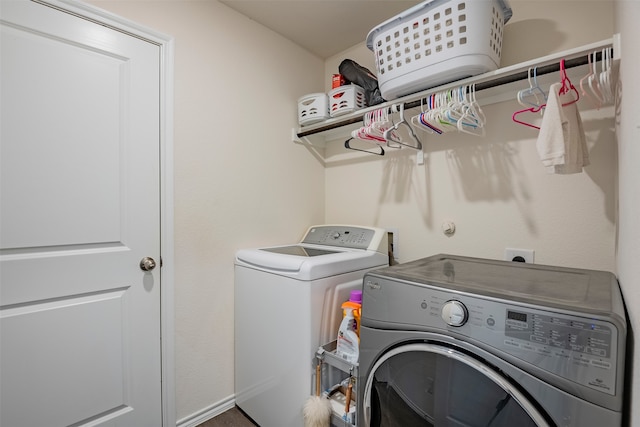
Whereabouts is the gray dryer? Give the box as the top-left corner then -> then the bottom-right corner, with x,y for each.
358,254 -> 628,427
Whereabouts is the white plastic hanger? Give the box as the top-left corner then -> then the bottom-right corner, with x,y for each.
580,51 -> 602,110
383,103 -> 422,150
457,84 -> 485,136
588,51 -> 606,105
411,97 -> 438,135
599,48 -> 613,103
517,68 -> 547,109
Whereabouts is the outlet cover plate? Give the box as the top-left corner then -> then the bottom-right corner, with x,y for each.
505,248 -> 535,263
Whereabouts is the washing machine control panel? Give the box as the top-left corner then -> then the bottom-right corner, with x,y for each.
302,225 -> 383,250
363,277 -> 621,396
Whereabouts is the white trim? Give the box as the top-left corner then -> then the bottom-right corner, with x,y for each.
32,1 -> 176,425
176,395 -> 237,427
160,39 -> 176,427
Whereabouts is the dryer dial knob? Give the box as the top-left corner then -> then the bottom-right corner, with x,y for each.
441,300 -> 468,327
332,232 -> 341,239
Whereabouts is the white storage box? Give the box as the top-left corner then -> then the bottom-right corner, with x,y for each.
329,85 -> 367,117
298,93 -> 329,126
366,0 -> 512,100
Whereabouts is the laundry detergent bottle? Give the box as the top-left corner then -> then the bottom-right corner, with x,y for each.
336,307 -> 359,364
341,290 -> 362,337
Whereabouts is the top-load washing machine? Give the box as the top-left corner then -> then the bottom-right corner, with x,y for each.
234,225 -> 389,427
358,254 -> 628,427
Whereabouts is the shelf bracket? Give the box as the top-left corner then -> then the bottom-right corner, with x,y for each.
292,127 -> 319,147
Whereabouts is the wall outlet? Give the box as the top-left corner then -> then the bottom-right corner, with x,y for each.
504,248 -> 535,263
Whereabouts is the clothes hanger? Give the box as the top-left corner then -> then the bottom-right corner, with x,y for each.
383,103 -> 423,150
599,47 -> 613,103
428,91 -> 457,133
512,65 -> 546,130
360,109 -> 385,142
419,95 -> 439,133
440,90 -> 462,128
411,97 -> 438,134
558,59 -> 579,106
344,137 -> 385,155
579,51 -> 602,110
512,58 -> 581,131
443,87 -> 470,128
587,51 -> 606,105
512,104 -> 544,130
458,84 -> 485,136
353,108 -> 395,145
420,111 -> 444,134
517,67 -> 547,109
418,98 -> 445,134
469,83 -> 486,126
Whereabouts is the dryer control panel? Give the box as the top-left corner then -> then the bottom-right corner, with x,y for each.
504,308 -> 613,359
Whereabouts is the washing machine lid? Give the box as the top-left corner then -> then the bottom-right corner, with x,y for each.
369,254 -> 622,317
259,245 -> 339,257
235,244 -> 388,280
235,225 -> 390,280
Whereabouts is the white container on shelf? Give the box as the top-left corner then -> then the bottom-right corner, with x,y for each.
366,0 -> 513,100
329,85 -> 367,118
298,93 -> 329,126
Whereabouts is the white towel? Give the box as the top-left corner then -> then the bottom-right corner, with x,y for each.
535,82 -> 589,174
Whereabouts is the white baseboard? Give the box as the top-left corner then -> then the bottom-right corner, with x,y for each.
176,395 -> 236,427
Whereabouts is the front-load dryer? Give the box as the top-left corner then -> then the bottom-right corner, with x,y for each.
358,254 -> 628,427
234,225 -> 389,427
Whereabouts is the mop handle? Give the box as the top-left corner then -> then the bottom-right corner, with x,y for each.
315,363 -> 322,396
344,381 -> 353,413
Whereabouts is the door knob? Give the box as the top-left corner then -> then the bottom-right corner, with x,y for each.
140,257 -> 157,271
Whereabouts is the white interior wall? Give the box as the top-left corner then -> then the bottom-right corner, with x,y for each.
323,1 -> 616,270
614,1 -> 640,425
87,0 -> 326,421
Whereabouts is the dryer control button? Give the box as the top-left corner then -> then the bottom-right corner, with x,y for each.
441,300 -> 468,327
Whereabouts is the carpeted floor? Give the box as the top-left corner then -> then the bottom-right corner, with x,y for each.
196,407 -> 257,427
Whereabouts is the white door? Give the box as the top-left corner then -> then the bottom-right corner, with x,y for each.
0,1 -> 163,425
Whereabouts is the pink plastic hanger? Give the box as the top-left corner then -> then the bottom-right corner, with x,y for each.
512,104 -> 544,130
512,58 -> 582,130
559,59 -> 579,106
512,67 -> 546,130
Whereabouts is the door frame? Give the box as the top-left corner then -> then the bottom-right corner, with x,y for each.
32,0 -> 176,424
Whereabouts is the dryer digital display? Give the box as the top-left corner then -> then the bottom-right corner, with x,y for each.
507,310 -> 528,323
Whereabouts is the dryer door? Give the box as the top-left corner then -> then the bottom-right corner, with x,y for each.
362,343 -> 551,427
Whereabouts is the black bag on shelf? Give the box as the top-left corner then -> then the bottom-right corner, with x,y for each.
338,59 -> 385,106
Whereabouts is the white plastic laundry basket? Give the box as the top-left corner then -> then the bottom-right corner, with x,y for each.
366,0 -> 512,100
329,85 -> 367,118
298,93 -> 329,126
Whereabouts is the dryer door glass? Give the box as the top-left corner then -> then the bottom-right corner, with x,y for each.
363,343 -> 550,427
